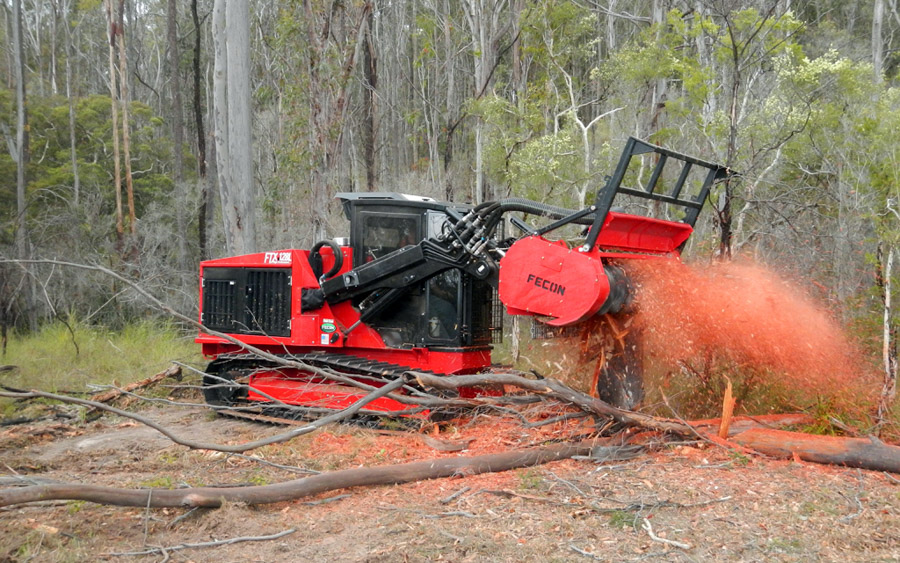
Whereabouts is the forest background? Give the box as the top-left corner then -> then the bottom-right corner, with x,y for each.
1,0 -> 899,408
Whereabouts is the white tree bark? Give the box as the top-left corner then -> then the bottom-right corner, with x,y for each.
213,0 -> 256,256
116,4 -> 136,237
12,0 -> 28,261
874,0 -> 885,83
64,0 -> 80,206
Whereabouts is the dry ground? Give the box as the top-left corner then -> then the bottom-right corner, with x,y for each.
1,404 -> 899,562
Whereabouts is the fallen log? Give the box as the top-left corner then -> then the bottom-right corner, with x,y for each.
731,428 -> 900,473
0,441 -> 593,508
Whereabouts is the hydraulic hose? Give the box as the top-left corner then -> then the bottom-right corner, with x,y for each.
489,198 -> 596,225
477,197 -> 597,237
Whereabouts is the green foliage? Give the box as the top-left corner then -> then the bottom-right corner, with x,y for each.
800,396 -> 874,437
66,500 -> 86,514
464,1 -> 610,206
0,321 -> 200,396
521,0 -> 598,70
727,450 -> 751,467
158,451 -> 180,464
516,468 -> 544,490
643,349 -> 887,435
606,510 -> 635,530
470,93 -> 586,206
0,92 -> 184,248
645,353 -> 804,420
712,8 -> 804,65
140,476 -> 175,489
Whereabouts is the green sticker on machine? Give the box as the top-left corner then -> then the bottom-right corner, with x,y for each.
320,322 -> 336,333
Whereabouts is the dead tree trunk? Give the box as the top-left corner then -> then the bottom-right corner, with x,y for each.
877,242 -> 898,424
167,0 -> 186,268
731,429 -> 900,473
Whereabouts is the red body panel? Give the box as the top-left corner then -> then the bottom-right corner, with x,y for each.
499,237 -> 611,326
198,247 -> 395,352
196,339 -> 492,375
197,247 -> 493,412
246,372 -> 417,413
596,212 -> 693,254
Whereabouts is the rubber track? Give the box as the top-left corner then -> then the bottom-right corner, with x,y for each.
213,351 -> 438,380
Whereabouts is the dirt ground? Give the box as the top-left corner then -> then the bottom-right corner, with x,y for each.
1,404 -> 899,562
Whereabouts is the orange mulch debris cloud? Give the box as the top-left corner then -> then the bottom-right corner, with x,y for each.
627,258 -> 869,396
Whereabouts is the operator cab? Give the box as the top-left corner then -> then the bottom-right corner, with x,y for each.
336,193 -> 501,350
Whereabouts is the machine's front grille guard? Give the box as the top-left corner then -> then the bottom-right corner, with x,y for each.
490,286 -> 504,344
469,280 -> 501,346
582,137 -> 732,252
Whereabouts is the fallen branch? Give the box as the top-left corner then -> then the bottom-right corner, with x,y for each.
439,486 -> 470,504
106,528 -> 297,558
731,429 -> 900,473
524,411 -> 591,428
0,440 -> 592,508
408,371 -> 695,435
0,416 -> 42,427
88,364 -> 181,407
569,543 -> 604,560
0,377 -> 405,454
642,517 -> 690,550
301,493 -> 350,506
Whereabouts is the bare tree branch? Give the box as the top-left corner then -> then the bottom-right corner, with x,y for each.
106,528 -> 297,557
0,441 -> 593,508
407,371 -> 696,435
0,377 -> 405,454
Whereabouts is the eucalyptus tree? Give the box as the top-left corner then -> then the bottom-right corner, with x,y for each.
167,0 -> 187,267
269,0 -> 371,243
212,0 -> 256,256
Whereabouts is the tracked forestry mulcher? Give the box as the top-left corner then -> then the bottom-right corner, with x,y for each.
196,137 -> 730,416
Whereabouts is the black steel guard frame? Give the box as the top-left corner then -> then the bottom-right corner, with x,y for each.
580,137 -> 732,253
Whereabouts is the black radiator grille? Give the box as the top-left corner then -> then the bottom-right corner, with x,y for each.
203,280 -> 236,328
245,270 -> 291,335
202,268 -> 291,337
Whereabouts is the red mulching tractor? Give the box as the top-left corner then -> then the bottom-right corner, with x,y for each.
196,138 -> 730,416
